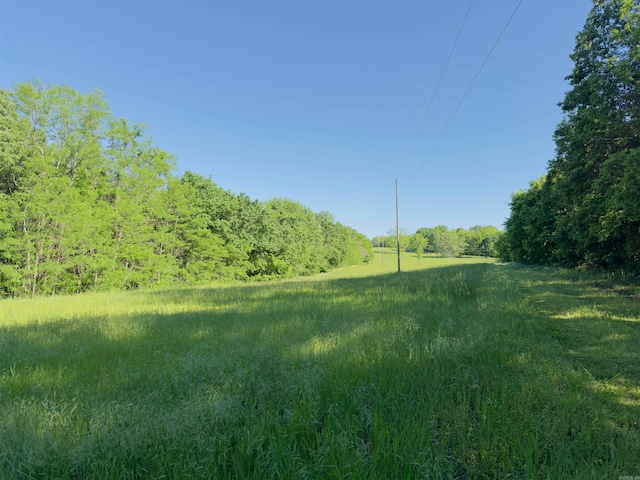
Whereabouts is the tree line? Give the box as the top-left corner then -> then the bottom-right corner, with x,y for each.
372,225 -> 502,259
0,81 -> 372,297
499,0 -> 640,275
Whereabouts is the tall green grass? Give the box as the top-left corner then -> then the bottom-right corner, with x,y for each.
1,254 -> 639,479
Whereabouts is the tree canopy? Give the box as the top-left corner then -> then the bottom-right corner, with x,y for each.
374,226 -> 502,259
0,81 -> 372,297
501,0 -> 640,274
415,226 -> 499,258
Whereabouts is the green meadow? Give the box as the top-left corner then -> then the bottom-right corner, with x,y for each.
1,252 -> 639,479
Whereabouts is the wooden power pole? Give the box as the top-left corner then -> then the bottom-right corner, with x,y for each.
396,179 -> 401,273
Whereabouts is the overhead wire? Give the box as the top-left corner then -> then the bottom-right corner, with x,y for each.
400,0 -> 524,195
396,0 -> 475,180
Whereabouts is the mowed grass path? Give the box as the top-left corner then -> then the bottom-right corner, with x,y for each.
1,253 -> 639,479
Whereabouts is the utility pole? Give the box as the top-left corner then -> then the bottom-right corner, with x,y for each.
396,179 -> 401,273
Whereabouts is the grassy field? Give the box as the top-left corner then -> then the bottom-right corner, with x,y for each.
1,252 -> 639,479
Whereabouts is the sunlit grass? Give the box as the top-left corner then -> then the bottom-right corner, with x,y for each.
323,248 -> 498,278
1,257 -> 639,478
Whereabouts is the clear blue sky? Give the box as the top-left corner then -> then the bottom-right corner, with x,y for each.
1,0 -> 592,238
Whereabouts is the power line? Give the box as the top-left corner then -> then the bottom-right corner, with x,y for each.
396,0 -> 474,180
401,0 -> 524,195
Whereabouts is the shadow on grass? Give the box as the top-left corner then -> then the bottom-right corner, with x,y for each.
1,262 -> 639,478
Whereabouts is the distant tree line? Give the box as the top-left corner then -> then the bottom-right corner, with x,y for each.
499,1 -> 640,275
372,225 -> 502,258
0,81 -> 372,297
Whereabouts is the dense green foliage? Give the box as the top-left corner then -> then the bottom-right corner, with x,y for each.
374,225 -> 501,258
0,81 -> 372,297
419,225 -> 502,258
2,256 -> 639,478
501,0 -> 640,273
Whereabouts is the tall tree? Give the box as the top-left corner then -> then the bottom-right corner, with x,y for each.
410,233 -> 427,259
2,82 -> 113,296
105,118 -> 178,289
0,80 -> 375,296
504,0 -> 640,272
432,227 -> 466,258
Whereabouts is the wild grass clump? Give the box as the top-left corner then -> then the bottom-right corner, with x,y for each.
1,255 -> 639,478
